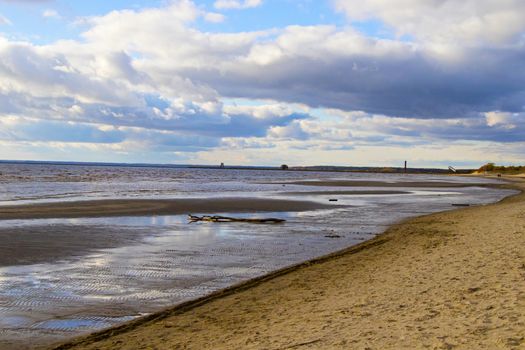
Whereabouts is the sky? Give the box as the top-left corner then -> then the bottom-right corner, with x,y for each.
0,0 -> 523,167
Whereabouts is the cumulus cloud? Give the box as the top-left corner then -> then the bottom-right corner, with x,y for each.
0,39 -> 140,105
268,121 -> 309,140
204,12 -> 225,23
53,2 -> 525,121
335,0 -> 525,46
485,111 -> 521,129
180,25 -> 525,119
214,0 -> 263,10
42,9 -> 60,19
4,1 -> 525,123
327,109 -> 525,144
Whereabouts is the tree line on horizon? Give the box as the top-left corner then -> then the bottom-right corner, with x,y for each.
477,163 -> 525,174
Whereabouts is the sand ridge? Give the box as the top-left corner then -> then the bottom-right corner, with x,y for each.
0,197 -> 339,220
273,180 -> 499,188
49,178 -> 525,350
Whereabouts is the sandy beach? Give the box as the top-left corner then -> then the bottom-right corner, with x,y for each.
45,177 -> 525,350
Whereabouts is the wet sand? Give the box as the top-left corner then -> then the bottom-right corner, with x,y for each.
0,197 -> 339,266
51,178 -> 525,350
0,225 -> 156,266
280,190 -> 410,196
279,180 -> 496,188
0,197 -> 337,220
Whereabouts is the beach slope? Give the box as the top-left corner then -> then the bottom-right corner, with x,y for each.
53,179 -> 525,350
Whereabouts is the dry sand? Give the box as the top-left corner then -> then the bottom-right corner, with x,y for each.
49,178 -> 525,350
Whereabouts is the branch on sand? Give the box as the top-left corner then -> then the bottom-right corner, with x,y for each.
188,214 -> 286,224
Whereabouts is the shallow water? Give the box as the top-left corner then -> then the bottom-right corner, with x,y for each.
0,163 -> 500,205
0,164 -> 514,349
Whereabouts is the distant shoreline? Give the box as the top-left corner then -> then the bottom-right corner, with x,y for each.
0,159 -> 474,175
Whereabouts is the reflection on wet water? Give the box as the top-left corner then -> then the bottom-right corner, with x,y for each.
33,316 -> 137,332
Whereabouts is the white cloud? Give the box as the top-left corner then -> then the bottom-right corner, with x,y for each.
204,12 -> 225,23
214,0 -> 263,10
485,111 -> 519,129
223,103 -> 307,119
268,121 -> 309,140
0,39 -> 139,106
335,0 -> 525,45
42,9 -> 60,19
2,1 -> 525,124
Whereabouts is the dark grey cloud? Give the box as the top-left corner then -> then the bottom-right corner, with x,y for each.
346,114 -> 525,144
0,43 -> 140,106
0,91 -> 309,152
180,45 -> 525,120
0,117 -> 221,152
58,104 -> 309,138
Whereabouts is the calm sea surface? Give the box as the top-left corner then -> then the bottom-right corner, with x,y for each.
0,163 -> 515,349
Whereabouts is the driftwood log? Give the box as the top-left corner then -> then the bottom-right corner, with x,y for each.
188,215 -> 285,224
